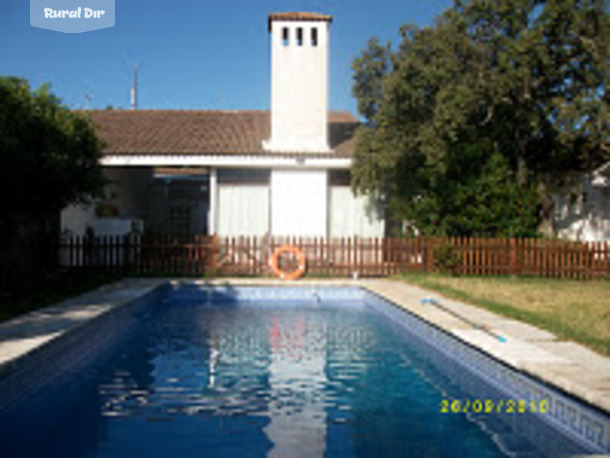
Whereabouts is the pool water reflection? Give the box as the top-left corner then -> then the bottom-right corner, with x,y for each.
1,294 -> 594,457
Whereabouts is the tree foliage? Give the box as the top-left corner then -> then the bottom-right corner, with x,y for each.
351,0 -> 609,236
0,77 -> 105,221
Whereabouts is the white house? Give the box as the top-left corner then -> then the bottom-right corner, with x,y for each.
62,12 -> 385,239
553,163 -> 610,242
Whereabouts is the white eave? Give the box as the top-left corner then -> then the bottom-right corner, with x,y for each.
100,154 -> 352,169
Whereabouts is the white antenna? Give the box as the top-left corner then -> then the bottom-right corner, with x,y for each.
84,93 -> 92,109
130,63 -> 138,110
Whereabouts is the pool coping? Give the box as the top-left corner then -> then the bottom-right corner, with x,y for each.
0,278 -> 167,376
0,277 -> 608,416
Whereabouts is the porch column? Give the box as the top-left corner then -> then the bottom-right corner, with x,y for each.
208,168 -> 217,235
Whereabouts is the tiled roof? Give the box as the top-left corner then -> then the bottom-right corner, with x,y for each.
87,110 -> 358,158
268,12 -> 333,27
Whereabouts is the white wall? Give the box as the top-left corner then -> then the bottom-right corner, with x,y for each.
91,218 -> 136,237
554,169 -> 610,241
61,167 -> 152,237
60,202 -> 97,237
213,169 -> 385,239
329,186 -> 385,238
265,20 -> 330,153
271,170 -> 327,237
216,184 -> 270,236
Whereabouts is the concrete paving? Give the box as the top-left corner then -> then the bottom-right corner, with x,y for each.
0,276 -> 608,415
361,279 -> 610,413
0,278 -> 167,369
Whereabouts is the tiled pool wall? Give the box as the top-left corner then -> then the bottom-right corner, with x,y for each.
0,286 -> 164,421
0,283 -> 608,454
164,283 -> 366,304
375,313 -> 584,457
364,290 -> 610,455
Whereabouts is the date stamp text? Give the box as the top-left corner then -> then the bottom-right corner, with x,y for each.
441,398 -> 550,414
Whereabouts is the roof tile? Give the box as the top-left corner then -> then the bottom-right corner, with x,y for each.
87,110 -> 358,158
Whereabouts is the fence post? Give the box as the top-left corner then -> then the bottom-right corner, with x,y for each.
509,238 -> 517,275
208,235 -> 219,273
604,241 -> 609,278
123,234 -> 129,274
426,236 -> 435,273
196,235 -> 203,275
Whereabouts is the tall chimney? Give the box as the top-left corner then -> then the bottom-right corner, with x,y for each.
263,12 -> 332,153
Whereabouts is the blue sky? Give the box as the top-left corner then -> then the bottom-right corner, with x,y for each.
1,0 -> 453,114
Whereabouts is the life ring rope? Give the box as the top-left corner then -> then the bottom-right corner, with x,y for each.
270,245 -> 306,280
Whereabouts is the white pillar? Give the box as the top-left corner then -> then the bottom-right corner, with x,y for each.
208,168 -> 217,235
270,169 -> 328,237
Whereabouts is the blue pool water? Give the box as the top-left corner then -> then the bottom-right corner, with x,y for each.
0,286 -> 606,457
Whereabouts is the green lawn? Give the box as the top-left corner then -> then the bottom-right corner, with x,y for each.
399,273 -> 610,355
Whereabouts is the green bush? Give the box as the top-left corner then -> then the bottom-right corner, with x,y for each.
434,243 -> 461,273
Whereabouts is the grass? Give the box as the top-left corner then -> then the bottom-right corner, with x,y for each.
0,270 -> 124,322
399,273 -> 610,356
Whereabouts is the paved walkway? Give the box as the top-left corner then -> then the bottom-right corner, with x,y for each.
361,279 -> 610,414
0,278 -> 167,372
0,277 -> 608,414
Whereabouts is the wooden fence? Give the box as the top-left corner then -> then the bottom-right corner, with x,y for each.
54,235 -> 610,279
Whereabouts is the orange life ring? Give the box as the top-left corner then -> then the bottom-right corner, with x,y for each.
270,245 -> 306,280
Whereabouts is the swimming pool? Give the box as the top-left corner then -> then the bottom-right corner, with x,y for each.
0,285 -> 608,457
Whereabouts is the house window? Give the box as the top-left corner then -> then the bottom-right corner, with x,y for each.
296,27 -> 303,46
311,28 -> 318,46
282,27 -> 289,46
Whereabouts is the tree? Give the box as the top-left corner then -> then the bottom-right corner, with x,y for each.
0,77 -> 105,290
0,76 -> 105,223
351,0 -> 609,237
